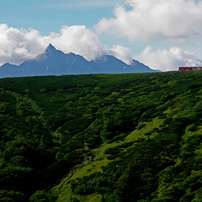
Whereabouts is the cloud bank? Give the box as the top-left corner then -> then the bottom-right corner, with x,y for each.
0,24 -> 105,66
0,24 -> 47,66
95,0 -> 202,41
136,46 -> 202,71
109,45 -> 133,64
0,23 -> 202,72
50,25 -> 104,61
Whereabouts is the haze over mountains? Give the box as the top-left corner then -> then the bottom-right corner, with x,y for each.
0,44 -> 157,78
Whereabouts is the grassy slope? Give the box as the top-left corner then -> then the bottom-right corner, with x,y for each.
52,117 -> 165,201
0,71 -> 201,201
53,121 -> 202,201
47,72 -> 201,201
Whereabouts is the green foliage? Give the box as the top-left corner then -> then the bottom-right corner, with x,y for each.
0,190 -> 25,202
0,71 -> 201,201
30,190 -> 49,202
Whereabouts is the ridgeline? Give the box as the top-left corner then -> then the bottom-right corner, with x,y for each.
0,71 -> 201,201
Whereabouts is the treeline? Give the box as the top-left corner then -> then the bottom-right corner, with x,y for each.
0,71 -> 201,201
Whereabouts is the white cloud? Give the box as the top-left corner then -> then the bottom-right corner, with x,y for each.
50,25 -> 105,61
108,45 -> 133,64
0,24 -> 105,66
1,24 -> 202,72
95,0 -> 202,41
0,24 -> 47,66
136,46 -> 202,71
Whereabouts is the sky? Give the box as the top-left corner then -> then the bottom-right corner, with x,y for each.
0,0 -> 202,71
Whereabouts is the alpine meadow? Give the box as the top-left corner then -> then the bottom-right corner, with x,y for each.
0,71 -> 201,201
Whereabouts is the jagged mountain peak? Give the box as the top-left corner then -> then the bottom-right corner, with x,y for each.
45,44 -> 57,52
45,44 -> 75,56
44,44 -> 63,56
40,44 -> 65,60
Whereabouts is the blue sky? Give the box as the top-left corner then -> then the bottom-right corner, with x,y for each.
1,0 -> 124,34
0,0 -> 202,71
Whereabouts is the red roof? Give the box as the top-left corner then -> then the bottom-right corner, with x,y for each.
179,66 -> 202,71
179,67 -> 192,71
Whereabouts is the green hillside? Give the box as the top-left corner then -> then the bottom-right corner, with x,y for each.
0,71 -> 201,201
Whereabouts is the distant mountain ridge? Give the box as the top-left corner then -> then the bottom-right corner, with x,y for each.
0,44 -> 157,78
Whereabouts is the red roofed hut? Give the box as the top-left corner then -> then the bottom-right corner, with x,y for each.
179,67 -> 193,71
179,67 -> 202,71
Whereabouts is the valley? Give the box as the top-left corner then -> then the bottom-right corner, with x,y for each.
0,71 -> 201,201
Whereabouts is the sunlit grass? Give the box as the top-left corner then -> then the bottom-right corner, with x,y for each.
125,117 -> 164,142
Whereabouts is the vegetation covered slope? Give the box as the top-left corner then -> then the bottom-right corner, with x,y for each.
0,71 -> 201,201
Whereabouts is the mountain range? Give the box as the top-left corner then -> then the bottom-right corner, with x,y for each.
0,44 -> 157,78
